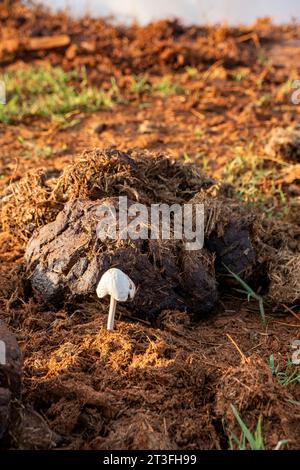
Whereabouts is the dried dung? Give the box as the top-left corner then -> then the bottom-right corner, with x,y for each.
7,147 -> 297,313
25,197 -> 217,316
1,149 -> 218,245
20,149 -> 261,316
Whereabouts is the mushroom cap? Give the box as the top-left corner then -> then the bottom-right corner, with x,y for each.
96,268 -> 136,302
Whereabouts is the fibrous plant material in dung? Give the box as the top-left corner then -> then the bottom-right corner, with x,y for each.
2,149 -> 299,320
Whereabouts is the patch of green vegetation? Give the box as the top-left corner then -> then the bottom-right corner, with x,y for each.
229,404 -> 265,450
182,152 -> 191,162
231,71 -> 248,81
255,93 -> 273,107
269,355 -> 300,386
258,53 -> 270,66
194,126 -> 203,138
0,66 -> 117,124
223,149 -> 290,212
138,102 -> 151,110
58,117 -> 81,130
35,145 -> 53,158
229,405 -> 289,450
152,77 -> 183,96
278,78 -> 294,98
256,77 -> 264,89
185,66 -> 198,78
130,74 -> 183,97
200,155 -> 209,172
109,76 -> 125,104
194,151 -> 210,171
18,141 -> 54,161
131,74 -> 151,94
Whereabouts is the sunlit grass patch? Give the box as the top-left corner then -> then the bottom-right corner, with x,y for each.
185,66 -> 199,78
231,70 -> 248,81
130,74 -> 151,94
222,147 -> 296,219
0,66 -> 116,124
130,74 -> 183,97
223,150 -> 275,202
152,76 -> 184,96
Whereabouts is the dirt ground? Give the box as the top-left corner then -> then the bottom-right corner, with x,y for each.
0,1 -> 299,450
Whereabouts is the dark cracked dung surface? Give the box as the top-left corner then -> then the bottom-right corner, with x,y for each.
25,198 -> 218,317
23,150 -> 257,318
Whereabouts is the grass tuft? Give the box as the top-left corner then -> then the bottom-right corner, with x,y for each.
229,404 -> 265,450
269,355 -> 300,386
0,66 -> 116,124
223,264 -> 266,325
229,404 -> 289,450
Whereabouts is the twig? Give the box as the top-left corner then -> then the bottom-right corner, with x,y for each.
226,334 -> 249,363
271,321 -> 300,328
282,304 -> 300,322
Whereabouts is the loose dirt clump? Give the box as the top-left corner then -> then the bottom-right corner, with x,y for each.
0,2 -> 257,82
1,169 -> 62,244
266,127 -> 300,163
268,249 -> 300,305
255,220 -> 300,305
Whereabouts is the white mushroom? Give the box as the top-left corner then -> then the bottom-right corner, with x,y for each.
96,268 -> 136,331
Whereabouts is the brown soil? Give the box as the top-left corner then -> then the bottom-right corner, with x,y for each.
0,1 -> 299,450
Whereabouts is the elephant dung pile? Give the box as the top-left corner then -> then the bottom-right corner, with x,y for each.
2,149 -> 298,318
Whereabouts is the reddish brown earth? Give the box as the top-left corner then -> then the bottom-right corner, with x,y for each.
0,1 -> 299,450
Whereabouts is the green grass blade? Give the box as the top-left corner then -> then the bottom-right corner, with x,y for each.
230,404 -> 258,449
223,264 -> 266,325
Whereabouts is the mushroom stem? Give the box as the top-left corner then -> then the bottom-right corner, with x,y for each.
107,296 -> 117,331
